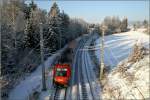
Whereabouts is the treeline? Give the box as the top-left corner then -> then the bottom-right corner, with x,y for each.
88,16 -> 128,36
102,16 -> 128,35
133,20 -> 149,30
0,0 -> 89,92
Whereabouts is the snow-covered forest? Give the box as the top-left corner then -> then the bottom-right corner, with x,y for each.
1,0 -> 89,98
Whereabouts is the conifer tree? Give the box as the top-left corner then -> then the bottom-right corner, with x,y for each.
46,2 -> 62,52
120,18 -> 128,32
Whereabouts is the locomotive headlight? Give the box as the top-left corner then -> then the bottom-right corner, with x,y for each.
58,79 -> 63,81
55,78 -> 63,82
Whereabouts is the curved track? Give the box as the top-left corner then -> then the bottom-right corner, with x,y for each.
50,34 -> 100,100
49,37 -> 87,100
80,35 -> 100,100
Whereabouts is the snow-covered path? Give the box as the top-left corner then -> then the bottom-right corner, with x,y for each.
95,31 -> 149,67
8,46 -> 67,100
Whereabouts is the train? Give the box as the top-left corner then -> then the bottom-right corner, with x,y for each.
52,41 -> 76,87
52,63 -> 71,87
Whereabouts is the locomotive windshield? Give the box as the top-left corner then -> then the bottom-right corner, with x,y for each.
56,68 -> 67,76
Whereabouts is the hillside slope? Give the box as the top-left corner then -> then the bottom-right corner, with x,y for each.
101,46 -> 149,99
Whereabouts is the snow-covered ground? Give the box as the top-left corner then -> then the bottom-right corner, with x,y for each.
95,30 -> 149,67
102,54 -> 149,99
94,30 -> 149,99
136,28 -> 147,33
8,46 -> 67,100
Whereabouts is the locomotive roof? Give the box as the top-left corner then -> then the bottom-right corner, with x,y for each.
54,63 -> 70,68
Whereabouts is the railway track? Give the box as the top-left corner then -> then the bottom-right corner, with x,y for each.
50,85 -> 67,100
77,34 -> 100,100
49,37 -> 87,100
54,88 -> 67,100
72,35 -> 99,100
80,36 -> 97,100
71,35 -> 97,100
76,41 -> 90,100
69,36 -> 90,100
50,35 -> 99,100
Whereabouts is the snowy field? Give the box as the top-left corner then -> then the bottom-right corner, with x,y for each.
95,30 -> 149,67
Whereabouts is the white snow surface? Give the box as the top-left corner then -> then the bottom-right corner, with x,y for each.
8,46 -> 67,100
102,55 -> 150,99
95,30 -> 149,67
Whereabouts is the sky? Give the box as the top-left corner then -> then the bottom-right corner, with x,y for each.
25,0 -> 149,23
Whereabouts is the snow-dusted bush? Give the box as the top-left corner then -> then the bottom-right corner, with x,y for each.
128,43 -> 149,62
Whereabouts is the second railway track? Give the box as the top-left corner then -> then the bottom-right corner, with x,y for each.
50,35 -> 99,100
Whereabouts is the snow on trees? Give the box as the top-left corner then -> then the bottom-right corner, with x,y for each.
46,2 -> 62,52
60,11 -> 70,45
143,20 -> 148,28
103,16 -> 128,34
120,17 -> 128,32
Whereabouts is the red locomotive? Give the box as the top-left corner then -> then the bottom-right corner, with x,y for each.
52,64 -> 71,87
